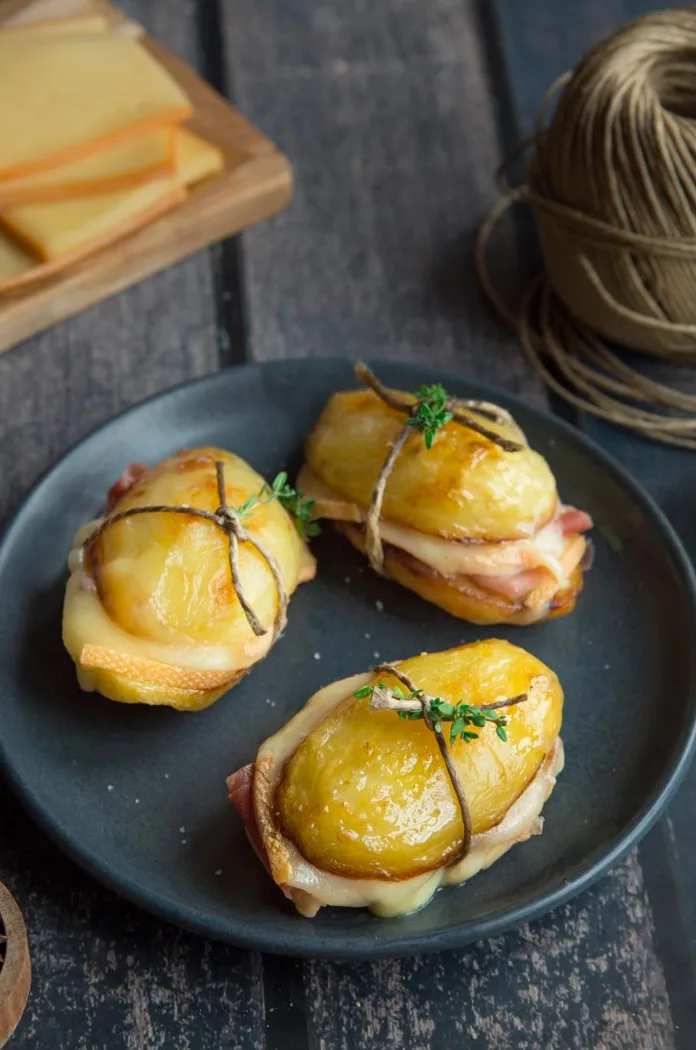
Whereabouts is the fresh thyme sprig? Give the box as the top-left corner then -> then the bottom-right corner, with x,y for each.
235,471 -> 321,543
406,384 -> 454,449
354,682 -> 519,744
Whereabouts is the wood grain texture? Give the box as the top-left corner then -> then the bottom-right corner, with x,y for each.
222,0 -> 541,399
490,2 -> 696,1043
306,854 -> 673,1050
0,0 -> 291,356
0,793 -> 263,1050
0,0 -> 689,1048
0,1 -> 259,1044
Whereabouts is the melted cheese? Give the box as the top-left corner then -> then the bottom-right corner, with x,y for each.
251,670 -> 563,917
64,572 -> 271,675
299,465 -> 571,585
0,34 -> 192,181
0,129 -> 175,206
64,528 -> 272,676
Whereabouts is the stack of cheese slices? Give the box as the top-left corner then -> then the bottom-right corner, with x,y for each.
0,2 -> 224,291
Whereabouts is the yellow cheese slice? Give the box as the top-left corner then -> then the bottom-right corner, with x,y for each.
1,176 -> 186,260
0,34 -> 192,180
0,184 -> 183,291
0,128 -> 222,289
0,129 -> 175,206
1,128 -> 223,261
0,233 -> 36,283
0,13 -> 109,35
176,128 -> 225,186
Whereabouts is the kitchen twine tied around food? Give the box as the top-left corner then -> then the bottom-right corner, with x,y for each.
476,7 -> 696,449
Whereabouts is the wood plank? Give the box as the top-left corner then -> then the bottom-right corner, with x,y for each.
0,792 -> 263,1050
306,854 -> 673,1050
222,0 -> 543,398
0,0 -> 291,356
491,1 -> 696,1043
0,2 -> 265,1047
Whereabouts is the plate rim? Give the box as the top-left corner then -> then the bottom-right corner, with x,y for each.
2,356 -> 696,960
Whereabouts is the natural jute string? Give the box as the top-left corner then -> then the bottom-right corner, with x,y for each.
354,363 -> 521,575
84,461 -> 288,639
477,8 -> 696,449
366,662 -> 531,862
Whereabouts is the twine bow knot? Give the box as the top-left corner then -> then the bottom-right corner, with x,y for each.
83,459 -> 288,641
367,662 -> 533,863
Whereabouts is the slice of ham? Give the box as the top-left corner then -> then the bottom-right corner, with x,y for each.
228,765 -> 270,867
227,736 -> 564,918
469,509 -> 592,602
105,462 -> 149,513
559,507 -> 593,535
299,464 -> 593,607
227,765 -> 294,901
470,567 -> 549,602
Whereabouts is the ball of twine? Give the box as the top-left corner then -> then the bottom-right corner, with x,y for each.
477,8 -> 696,448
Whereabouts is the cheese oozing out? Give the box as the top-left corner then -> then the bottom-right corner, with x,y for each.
298,464 -> 590,605
62,449 -> 316,709
228,642 -> 564,917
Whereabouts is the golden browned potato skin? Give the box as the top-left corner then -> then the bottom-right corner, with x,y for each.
304,389 -> 558,542
277,640 -> 563,880
336,523 -> 583,626
63,447 -> 315,710
90,448 -> 308,647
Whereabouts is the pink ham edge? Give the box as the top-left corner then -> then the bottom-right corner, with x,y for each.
105,463 -> 150,512
227,765 -> 294,900
469,504 -> 593,601
559,506 -> 593,535
469,566 -> 549,601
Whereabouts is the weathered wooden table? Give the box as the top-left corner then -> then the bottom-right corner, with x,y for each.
1,1 -> 694,1046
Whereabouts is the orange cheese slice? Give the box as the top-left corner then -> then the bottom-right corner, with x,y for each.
0,128 -> 223,290
0,34 -> 192,181
1,128 -> 223,261
176,128 -> 225,186
1,176 -> 186,261
0,186 -> 183,292
0,129 -> 175,206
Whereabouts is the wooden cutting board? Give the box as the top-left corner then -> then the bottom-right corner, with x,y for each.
0,0 -> 293,355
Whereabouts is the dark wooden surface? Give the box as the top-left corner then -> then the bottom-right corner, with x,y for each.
0,0 -> 694,1046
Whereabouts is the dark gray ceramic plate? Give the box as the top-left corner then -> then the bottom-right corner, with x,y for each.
1,358 -> 696,960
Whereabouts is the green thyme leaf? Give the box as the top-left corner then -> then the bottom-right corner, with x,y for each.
233,472 -> 321,542
407,383 -> 455,449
